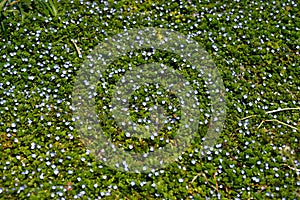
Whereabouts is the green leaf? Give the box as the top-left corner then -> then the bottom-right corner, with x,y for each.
0,0 -> 8,12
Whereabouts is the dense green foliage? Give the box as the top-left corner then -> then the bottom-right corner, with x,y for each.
0,0 -> 299,199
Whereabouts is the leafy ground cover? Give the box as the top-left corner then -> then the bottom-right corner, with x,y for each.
0,0 -> 299,199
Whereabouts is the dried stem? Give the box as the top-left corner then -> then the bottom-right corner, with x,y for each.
191,173 -> 201,183
281,164 -> 300,172
71,39 -> 81,56
258,119 -> 298,131
240,107 -> 300,121
190,172 -> 218,191
240,107 -> 300,131
240,115 -> 257,121
265,107 -> 300,114
257,120 -> 265,129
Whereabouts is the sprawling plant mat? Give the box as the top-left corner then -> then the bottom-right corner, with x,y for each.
0,0 -> 299,199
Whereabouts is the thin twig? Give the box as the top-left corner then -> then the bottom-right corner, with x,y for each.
240,115 -> 257,121
191,173 -> 201,183
259,119 -> 298,131
201,172 -> 218,191
71,39 -> 81,56
281,164 -> 300,172
240,107 -> 300,130
257,120 -> 265,129
266,107 -> 300,114
191,172 -> 217,191
213,170 -> 219,192
266,119 -> 298,130
241,107 -> 300,121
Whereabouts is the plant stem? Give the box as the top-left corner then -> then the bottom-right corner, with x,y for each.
259,119 -> 298,131
240,107 -> 300,130
241,107 -> 300,121
265,107 -> 300,114
71,39 -> 81,56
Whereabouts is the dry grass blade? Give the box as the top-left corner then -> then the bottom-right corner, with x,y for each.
71,39 -> 82,56
258,119 -> 298,130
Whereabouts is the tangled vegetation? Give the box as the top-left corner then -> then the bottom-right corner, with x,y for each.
0,0 -> 299,199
